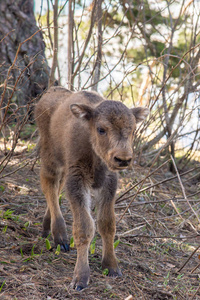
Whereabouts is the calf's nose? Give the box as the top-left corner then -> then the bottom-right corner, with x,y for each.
114,156 -> 132,167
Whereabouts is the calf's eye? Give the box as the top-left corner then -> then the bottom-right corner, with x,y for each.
97,127 -> 106,135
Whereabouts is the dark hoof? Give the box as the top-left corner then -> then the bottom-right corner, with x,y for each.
70,281 -> 88,291
42,230 -> 50,238
108,268 -> 122,277
71,272 -> 89,291
76,285 -> 86,291
60,243 -> 70,252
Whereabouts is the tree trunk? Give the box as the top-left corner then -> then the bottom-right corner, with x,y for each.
49,0 -> 59,87
0,0 -> 49,114
91,0 -> 103,91
67,0 -> 74,90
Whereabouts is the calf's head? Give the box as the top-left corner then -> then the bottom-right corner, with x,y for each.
70,100 -> 149,171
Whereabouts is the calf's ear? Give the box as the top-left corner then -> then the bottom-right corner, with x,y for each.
70,104 -> 93,120
131,107 -> 149,123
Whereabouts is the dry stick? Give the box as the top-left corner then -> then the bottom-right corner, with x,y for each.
190,284 -> 200,300
115,201 -> 200,239
116,164 -> 200,204
150,42 -> 200,111
116,129 -> 178,225
170,155 -> 200,223
116,159 -> 170,203
170,199 -> 184,221
118,232 -> 200,240
116,193 -> 200,209
139,234 -> 200,240
132,279 -> 146,300
0,160 -> 31,179
0,29 -> 15,44
178,244 -> 200,273
136,200 -> 200,225
105,49 -> 194,101
191,262 -> 200,274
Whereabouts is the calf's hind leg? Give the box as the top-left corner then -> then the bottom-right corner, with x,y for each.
40,167 -> 69,251
96,173 -> 122,276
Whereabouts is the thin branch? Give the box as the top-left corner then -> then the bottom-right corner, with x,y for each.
178,244 -> 200,272
116,128 -> 179,224
170,155 -> 200,223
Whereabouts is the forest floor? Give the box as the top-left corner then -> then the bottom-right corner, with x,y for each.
1,140 -> 200,300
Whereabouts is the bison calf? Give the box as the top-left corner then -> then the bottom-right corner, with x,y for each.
35,86 -> 149,290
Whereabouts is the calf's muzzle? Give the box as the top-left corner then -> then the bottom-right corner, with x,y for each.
110,147 -> 133,169
114,156 -> 132,167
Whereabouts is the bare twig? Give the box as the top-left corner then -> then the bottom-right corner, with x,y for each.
117,129 -> 179,224
170,155 -> 200,223
178,244 -> 200,272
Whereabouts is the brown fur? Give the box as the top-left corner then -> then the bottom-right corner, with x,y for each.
35,86 -> 149,290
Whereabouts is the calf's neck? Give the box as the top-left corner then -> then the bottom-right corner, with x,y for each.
35,86 -> 149,290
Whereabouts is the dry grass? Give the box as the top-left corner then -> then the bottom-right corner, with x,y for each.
0,147 -> 200,300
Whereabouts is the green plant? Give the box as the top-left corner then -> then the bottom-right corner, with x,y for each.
0,185 -> 5,192
45,238 -> 51,250
27,143 -> 36,152
59,192 -> 65,205
20,248 -> 23,258
55,244 -> 61,255
31,244 -> 36,257
0,209 -> 20,222
163,271 -> 170,286
173,274 -> 184,292
0,280 -> 6,292
1,209 -> 15,219
176,274 -> 184,280
23,244 -> 43,262
113,239 -> 120,249
23,221 -> 30,230
90,237 -> 97,254
103,268 -> 109,276
2,225 -> 7,233
59,194 -> 62,205
70,236 -> 74,248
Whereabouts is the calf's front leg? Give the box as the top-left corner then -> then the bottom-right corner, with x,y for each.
96,173 -> 122,276
66,176 -> 95,290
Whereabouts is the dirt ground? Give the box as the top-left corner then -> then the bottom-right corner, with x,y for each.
1,146 -> 200,300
